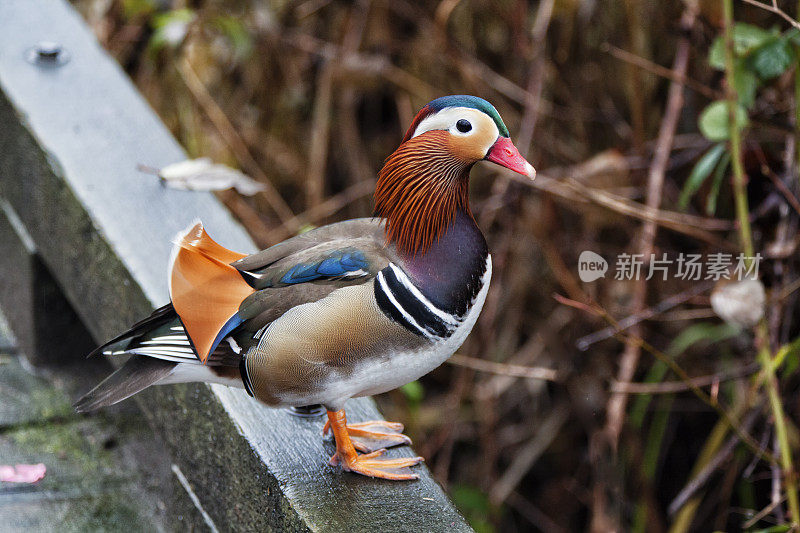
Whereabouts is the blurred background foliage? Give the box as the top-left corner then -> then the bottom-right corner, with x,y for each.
71,0 -> 800,531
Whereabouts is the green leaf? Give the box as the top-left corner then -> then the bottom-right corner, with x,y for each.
149,8 -> 195,51
731,23 -> 775,53
679,144 -> 726,210
779,336 -> 800,378
400,380 -> 424,403
787,28 -> 800,46
705,151 -> 731,215
451,485 -> 495,533
708,23 -> 776,69
733,62 -> 759,108
452,485 -> 491,515
122,0 -> 157,18
783,347 -> 800,377
629,361 -> 669,429
709,36 -> 726,70
750,525 -> 793,533
698,100 -> 749,141
667,322 -> 741,357
748,36 -> 795,79
152,8 -> 195,29
642,396 -> 673,480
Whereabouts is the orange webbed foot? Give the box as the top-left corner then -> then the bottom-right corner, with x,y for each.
323,418 -> 412,453
325,409 -> 422,481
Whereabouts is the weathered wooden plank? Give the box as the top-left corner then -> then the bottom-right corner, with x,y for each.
0,1 -> 471,531
0,200 -> 96,366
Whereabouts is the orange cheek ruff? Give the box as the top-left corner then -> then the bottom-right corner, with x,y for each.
169,223 -> 254,363
374,131 -> 472,257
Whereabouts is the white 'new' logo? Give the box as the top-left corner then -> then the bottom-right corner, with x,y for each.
578,251 -> 608,282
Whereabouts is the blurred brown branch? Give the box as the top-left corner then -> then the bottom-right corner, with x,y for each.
741,0 -> 800,29
176,59 -> 295,227
447,354 -> 560,382
610,362 -> 759,393
606,0 -> 698,455
602,42 -> 721,100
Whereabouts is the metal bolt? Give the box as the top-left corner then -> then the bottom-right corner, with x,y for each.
37,42 -> 61,59
26,41 -> 70,67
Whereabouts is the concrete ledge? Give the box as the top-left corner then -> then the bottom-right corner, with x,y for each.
0,0 -> 471,530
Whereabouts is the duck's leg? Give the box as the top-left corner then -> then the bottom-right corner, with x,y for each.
323,415 -> 412,453
325,409 -> 422,480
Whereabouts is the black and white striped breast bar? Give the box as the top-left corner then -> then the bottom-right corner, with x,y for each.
374,263 -> 462,339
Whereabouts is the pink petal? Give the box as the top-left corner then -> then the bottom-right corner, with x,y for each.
0,463 -> 46,483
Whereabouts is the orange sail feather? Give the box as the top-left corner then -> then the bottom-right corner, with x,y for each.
168,222 -> 253,363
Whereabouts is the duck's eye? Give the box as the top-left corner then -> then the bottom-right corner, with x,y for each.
456,119 -> 472,133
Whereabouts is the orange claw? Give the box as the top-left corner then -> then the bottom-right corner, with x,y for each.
323,418 -> 412,453
325,410 -> 422,480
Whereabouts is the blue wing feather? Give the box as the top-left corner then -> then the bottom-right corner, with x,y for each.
317,257 -> 347,276
277,249 -> 369,285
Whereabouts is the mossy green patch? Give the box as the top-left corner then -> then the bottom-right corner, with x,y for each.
27,387 -> 75,420
9,421 -> 98,464
60,492 -> 148,533
0,356 -> 74,425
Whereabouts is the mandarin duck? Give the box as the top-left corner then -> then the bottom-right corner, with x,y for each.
75,95 -> 535,480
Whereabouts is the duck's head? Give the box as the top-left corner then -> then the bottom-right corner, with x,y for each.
400,95 -> 535,179
375,95 -> 535,256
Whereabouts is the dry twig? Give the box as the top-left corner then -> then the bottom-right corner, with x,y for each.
577,281 -> 714,350
741,0 -> 800,29
508,171 -> 736,249
447,353 -> 559,382
610,362 -> 759,394
602,43 -> 721,101
489,406 -> 569,506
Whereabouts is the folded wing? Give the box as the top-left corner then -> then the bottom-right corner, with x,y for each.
169,219 -> 394,364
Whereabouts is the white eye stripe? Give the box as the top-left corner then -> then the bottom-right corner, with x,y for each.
412,107 -> 499,141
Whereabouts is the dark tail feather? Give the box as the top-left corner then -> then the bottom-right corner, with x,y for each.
87,303 -> 178,358
74,356 -> 176,412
